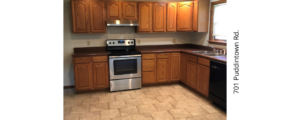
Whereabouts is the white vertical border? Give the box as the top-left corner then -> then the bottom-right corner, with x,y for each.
0,0 -> 63,119
227,0 -> 290,120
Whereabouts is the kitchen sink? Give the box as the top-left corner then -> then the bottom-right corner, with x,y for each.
201,53 -> 226,56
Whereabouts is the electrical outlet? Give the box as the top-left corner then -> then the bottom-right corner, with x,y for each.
173,38 -> 176,43
138,39 -> 140,44
87,41 -> 90,46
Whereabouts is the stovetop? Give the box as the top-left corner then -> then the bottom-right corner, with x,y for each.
107,49 -> 141,56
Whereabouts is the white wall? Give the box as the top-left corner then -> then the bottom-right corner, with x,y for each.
63,0 -> 194,86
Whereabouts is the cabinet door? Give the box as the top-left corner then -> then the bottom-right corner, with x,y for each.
192,1 -> 198,31
71,0 -> 90,33
122,2 -> 137,20
156,59 -> 170,83
186,61 -> 197,89
74,63 -> 93,90
142,60 -> 155,71
180,53 -> 187,83
138,2 -> 152,32
92,62 -> 109,89
153,2 -> 166,32
171,53 -> 180,81
106,1 -> 122,20
167,2 -> 177,32
197,64 -> 210,96
89,1 -> 106,33
142,71 -> 156,84
177,2 -> 193,31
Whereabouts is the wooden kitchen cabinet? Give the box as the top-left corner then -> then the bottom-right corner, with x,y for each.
196,64 -> 210,96
71,0 -> 90,33
92,62 -> 109,89
152,2 -> 166,32
106,1 -> 122,20
89,0 -> 106,33
143,71 -> 156,84
176,2 -> 193,31
171,53 -> 180,81
167,2 -> 177,32
138,2 -> 152,32
186,60 -> 197,89
122,2 -> 138,20
192,1 -> 198,31
71,0 -> 106,33
180,53 -> 187,83
74,63 -> 94,90
156,58 -> 170,83
142,54 -> 156,84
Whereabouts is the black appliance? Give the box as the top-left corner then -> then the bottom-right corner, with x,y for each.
208,60 -> 227,110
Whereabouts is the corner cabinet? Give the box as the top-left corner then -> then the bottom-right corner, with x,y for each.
122,2 -> 138,20
71,0 -> 106,33
152,2 -> 166,32
171,53 -> 180,81
138,2 -> 152,33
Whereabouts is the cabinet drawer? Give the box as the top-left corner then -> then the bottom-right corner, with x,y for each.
187,54 -> 197,62
92,56 -> 107,62
198,57 -> 210,66
157,53 -> 170,58
74,57 -> 92,64
142,60 -> 155,71
142,54 -> 155,59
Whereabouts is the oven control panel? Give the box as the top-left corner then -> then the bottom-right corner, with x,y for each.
106,39 -> 135,46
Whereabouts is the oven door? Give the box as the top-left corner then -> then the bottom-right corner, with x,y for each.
109,55 -> 141,80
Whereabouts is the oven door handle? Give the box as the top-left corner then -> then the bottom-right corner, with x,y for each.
109,55 -> 141,58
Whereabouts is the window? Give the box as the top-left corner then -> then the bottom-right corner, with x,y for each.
209,0 -> 227,45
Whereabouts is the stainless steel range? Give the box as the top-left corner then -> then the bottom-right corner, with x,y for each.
106,39 -> 142,91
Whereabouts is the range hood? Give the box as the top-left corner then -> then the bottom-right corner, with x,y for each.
106,20 -> 139,26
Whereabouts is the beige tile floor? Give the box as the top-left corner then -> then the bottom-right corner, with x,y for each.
64,84 -> 226,120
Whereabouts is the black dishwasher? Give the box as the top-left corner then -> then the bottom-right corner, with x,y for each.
209,60 -> 226,110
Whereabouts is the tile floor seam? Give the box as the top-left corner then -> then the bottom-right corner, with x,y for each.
183,108 -> 195,118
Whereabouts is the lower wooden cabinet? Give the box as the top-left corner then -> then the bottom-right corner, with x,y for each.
73,56 -> 109,92
180,53 -> 187,83
171,53 -> 180,81
92,62 -> 109,89
186,61 -> 197,89
142,71 -> 156,84
156,58 -> 170,83
74,63 -> 94,90
196,64 -> 210,96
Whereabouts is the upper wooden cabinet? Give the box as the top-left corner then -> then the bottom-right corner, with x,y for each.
71,0 -> 106,33
71,0 -> 90,33
167,2 -> 177,32
89,0 -> 106,33
196,0 -> 210,32
171,53 -> 180,81
152,2 -> 166,32
106,1 -> 122,20
138,2 -> 152,32
122,2 -> 138,20
196,64 -> 210,96
177,2 -> 193,31
192,1 -> 198,31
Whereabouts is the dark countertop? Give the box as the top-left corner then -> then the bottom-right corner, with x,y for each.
72,44 -> 226,63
